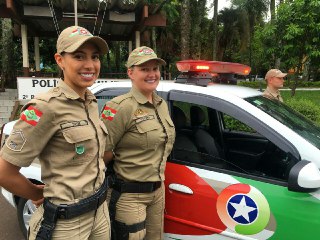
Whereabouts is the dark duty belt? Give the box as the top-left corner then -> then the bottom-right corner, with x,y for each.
36,178 -> 108,240
43,185 -> 107,219
112,180 -> 162,193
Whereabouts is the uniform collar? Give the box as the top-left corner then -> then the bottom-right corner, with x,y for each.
266,86 -> 281,97
57,80 -> 96,102
130,86 -> 162,106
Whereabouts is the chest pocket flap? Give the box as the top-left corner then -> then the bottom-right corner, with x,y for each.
62,125 -> 95,143
135,119 -> 161,133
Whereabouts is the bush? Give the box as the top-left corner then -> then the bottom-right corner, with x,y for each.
238,80 -> 320,89
238,81 -> 266,89
285,98 -> 320,126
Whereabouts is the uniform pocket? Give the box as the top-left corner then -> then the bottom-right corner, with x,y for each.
62,125 -> 96,143
135,120 -> 162,149
62,125 -> 96,165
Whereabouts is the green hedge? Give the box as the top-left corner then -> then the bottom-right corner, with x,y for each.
285,98 -> 320,126
238,80 -> 320,88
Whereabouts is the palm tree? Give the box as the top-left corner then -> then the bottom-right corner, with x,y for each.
190,0 -> 207,59
212,0 -> 218,60
231,0 -> 269,66
217,8 -> 248,61
180,0 -> 191,59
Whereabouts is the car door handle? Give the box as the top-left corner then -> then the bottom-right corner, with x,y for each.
168,183 -> 193,195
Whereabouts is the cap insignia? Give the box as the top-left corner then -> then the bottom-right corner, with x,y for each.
69,27 -> 93,37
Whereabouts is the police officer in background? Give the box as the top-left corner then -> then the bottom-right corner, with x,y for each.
102,46 -> 175,240
0,26 -> 111,239
263,69 -> 287,102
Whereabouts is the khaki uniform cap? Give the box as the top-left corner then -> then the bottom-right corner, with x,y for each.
57,26 -> 108,54
265,69 -> 287,80
126,46 -> 166,68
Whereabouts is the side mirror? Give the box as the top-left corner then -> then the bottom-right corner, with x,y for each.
288,160 -> 320,192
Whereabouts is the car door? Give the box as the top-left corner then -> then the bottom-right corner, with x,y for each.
164,90 -> 320,240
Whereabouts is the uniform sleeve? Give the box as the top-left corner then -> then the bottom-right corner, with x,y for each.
100,100 -> 132,151
0,99 -> 55,167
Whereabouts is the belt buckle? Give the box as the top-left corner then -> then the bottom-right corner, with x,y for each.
58,204 -> 68,219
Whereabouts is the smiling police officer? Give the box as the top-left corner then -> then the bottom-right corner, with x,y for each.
0,26 -> 111,239
102,46 -> 175,240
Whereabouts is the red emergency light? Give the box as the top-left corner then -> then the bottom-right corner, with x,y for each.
176,60 -> 251,76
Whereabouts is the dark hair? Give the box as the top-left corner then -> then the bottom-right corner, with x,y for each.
58,52 -> 65,80
59,68 -> 64,80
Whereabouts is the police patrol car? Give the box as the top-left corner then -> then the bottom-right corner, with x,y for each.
1,60 -> 320,239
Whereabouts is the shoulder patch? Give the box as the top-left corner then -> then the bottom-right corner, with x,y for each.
102,106 -> 117,121
6,129 -> 26,152
20,106 -> 43,126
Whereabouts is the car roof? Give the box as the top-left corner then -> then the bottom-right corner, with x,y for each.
90,80 -> 262,100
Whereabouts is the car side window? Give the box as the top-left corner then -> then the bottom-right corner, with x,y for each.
171,100 -> 295,182
222,113 -> 256,133
220,112 -> 294,181
172,101 -> 226,167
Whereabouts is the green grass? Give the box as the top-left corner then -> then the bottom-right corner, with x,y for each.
281,90 -> 320,106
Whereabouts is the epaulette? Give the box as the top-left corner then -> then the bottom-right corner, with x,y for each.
111,92 -> 132,104
34,87 -> 62,103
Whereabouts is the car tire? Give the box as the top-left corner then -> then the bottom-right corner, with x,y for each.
17,197 -> 36,239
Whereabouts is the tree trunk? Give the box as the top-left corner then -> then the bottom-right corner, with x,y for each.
190,0 -> 206,59
151,27 -> 157,53
271,0 -> 282,67
180,0 -> 190,60
114,42 -> 120,73
212,0 -> 218,60
270,0 -> 276,23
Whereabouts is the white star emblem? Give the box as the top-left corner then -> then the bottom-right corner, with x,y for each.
230,196 -> 257,222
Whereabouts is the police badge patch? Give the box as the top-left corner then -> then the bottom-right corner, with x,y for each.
6,129 -> 27,152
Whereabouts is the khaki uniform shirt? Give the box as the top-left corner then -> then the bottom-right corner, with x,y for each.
0,81 -> 109,204
101,87 -> 175,182
262,87 -> 283,102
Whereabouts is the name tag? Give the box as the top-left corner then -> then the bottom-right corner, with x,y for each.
135,115 -> 155,124
60,120 -> 88,129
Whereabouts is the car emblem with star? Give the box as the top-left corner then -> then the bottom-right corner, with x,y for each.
227,194 -> 258,224
217,183 -> 271,235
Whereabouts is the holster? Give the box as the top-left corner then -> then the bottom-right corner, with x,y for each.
35,177 -> 108,240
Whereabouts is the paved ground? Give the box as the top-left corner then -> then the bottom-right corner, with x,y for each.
0,189 -> 25,240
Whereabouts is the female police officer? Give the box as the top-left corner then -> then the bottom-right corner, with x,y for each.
0,26 -> 111,239
101,46 -> 175,240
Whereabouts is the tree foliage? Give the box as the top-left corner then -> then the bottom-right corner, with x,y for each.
1,0 -> 320,87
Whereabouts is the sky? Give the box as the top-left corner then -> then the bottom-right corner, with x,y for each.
218,0 -> 231,11
207,0 -> 232,18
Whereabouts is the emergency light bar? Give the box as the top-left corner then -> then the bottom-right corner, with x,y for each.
176,60 -> 251,76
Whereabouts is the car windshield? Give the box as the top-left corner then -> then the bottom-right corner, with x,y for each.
245,96 -> 320,149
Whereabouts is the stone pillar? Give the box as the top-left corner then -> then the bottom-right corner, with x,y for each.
21,24 -> 29,77
135,31 -> 140,48
128,41 -> 132,53
34,37 -> 40,75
